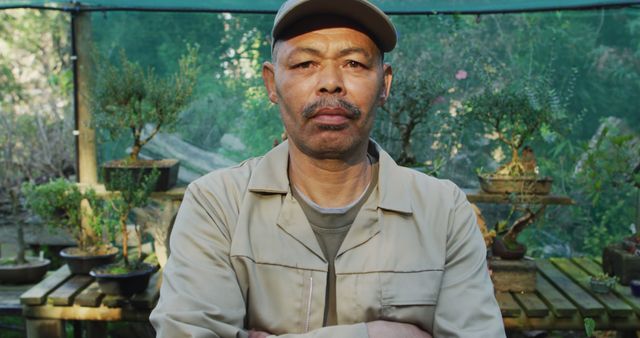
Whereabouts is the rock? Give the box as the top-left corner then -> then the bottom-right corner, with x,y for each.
136,126 -> 237,183
575,116 -> 640,180
220,133 -> 246,153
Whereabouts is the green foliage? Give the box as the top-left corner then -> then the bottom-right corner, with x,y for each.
22,179 -> 115,253
583,317 -> 595,337
522,119 -> 638,257
460,84 -> 562,176
92,45 -> 199,160
377,68 -> 453,166
105,168 -> 159,267
234,84 -> 282,158
591,272 -> 618,284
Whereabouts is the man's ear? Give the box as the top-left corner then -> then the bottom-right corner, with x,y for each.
262,61 -> 278,104
379,64 -> 393,106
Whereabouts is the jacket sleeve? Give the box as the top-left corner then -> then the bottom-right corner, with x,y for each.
150,184 -> 248,338
432,185 -> 506,338
150,184 -> 371,338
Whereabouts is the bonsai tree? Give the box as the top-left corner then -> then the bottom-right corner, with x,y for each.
22,179 -> 115,255
105,169 -> 159,270
379,70 -> 451,166
462,86 -> 557,177
92,46 -> 199,162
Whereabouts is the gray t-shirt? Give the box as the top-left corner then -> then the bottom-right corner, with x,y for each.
292,158 -> 379,326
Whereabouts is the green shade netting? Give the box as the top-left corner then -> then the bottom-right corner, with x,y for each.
1,0 -> 638,12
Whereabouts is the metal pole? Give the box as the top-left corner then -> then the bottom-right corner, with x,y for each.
71,7 -> 98,185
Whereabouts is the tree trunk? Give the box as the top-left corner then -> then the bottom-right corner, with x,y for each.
10,189 -> 26,265
120,215 -> 129,266
130,143 -> 141,161
510,146 -> 519,167
136,225 -> 143,263
16,223 -> 26,264
503,206 -> 546,244
398,124 -> 416,165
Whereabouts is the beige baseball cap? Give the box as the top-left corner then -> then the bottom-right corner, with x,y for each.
271,0 -> 397,53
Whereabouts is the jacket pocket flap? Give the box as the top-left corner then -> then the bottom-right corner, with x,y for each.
381,270 -> 443,306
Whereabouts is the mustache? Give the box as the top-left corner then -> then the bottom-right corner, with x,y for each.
301,97 -> 362,119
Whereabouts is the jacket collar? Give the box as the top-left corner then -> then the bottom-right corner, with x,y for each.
248,140 -> 413,214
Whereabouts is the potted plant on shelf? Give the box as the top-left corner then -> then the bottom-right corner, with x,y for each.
0,185 -> 50,284
92,46 -> 199,191
23,179 -> 118,275
461,86 -> 558,195
589,273 -> 618,294
0,108 -> 51,284
90,169 -> 160,296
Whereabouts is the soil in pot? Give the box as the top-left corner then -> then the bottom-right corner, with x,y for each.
60,246 -> 118,275
90,262 -> 158,296
478,174 -> 553,195
492,237 -> 526,260
102,159 -> 179,192
0,257 -> 50,284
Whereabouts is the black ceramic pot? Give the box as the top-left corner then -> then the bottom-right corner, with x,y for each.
90,263 -> 158,296
102,159 -> 180,192
0,257 -> 50,284
492,237 -> 526,260
59,247 -> 118,275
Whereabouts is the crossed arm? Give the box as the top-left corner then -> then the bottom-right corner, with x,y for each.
248,321 -> 433,338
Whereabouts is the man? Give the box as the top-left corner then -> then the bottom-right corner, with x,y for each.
150,0 -> 505,337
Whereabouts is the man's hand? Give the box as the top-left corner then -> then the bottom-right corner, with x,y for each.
366,320 -> 432,338
248,329 -> 270,338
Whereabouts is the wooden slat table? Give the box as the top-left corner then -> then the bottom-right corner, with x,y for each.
501,258 -> 640,334
20,265 -> 161,338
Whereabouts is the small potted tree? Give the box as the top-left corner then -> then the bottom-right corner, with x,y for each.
589,273 -> 618,294
92,46 -> 199,191
23,179 -> 118,275
461,86 -> 558,195
0,184 -> 50,284
461,84 -> 565,260
90,169 -> 160,296
0,106 -> 50,284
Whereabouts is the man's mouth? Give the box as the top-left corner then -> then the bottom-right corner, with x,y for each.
311,107 -> 353,125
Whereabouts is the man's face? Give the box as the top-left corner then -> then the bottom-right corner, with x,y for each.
263,21 -> 393,161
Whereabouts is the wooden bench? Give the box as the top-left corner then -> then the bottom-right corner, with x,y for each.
16,256 -> 640,336
20,265 -> 160,338
1,283 -> 32,333
501,257 -> 640,336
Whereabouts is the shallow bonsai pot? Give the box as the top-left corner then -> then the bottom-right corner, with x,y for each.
478,174 -> 553,195
590,278 -> 612,294
492,237 -> 526,260
60,247 -> 118,275
0,257 -> 50,284
102,159 -> 180,192
90,262 -> 158,296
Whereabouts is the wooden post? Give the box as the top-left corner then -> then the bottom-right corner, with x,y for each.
25,319 -> 65,338
86,321 -> 108,338
72,9 -> 98,185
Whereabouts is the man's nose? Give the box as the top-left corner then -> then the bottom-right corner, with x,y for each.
317,64 -> 344,95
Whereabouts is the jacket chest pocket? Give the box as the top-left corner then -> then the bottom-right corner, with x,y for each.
243,264 -> 327,334
380,270 -> 443,332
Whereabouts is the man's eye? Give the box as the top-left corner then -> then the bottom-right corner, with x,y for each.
293,61 -> 313,69
346,60 -> 364,68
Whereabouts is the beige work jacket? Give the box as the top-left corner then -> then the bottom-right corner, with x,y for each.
150,141 -> 505,338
